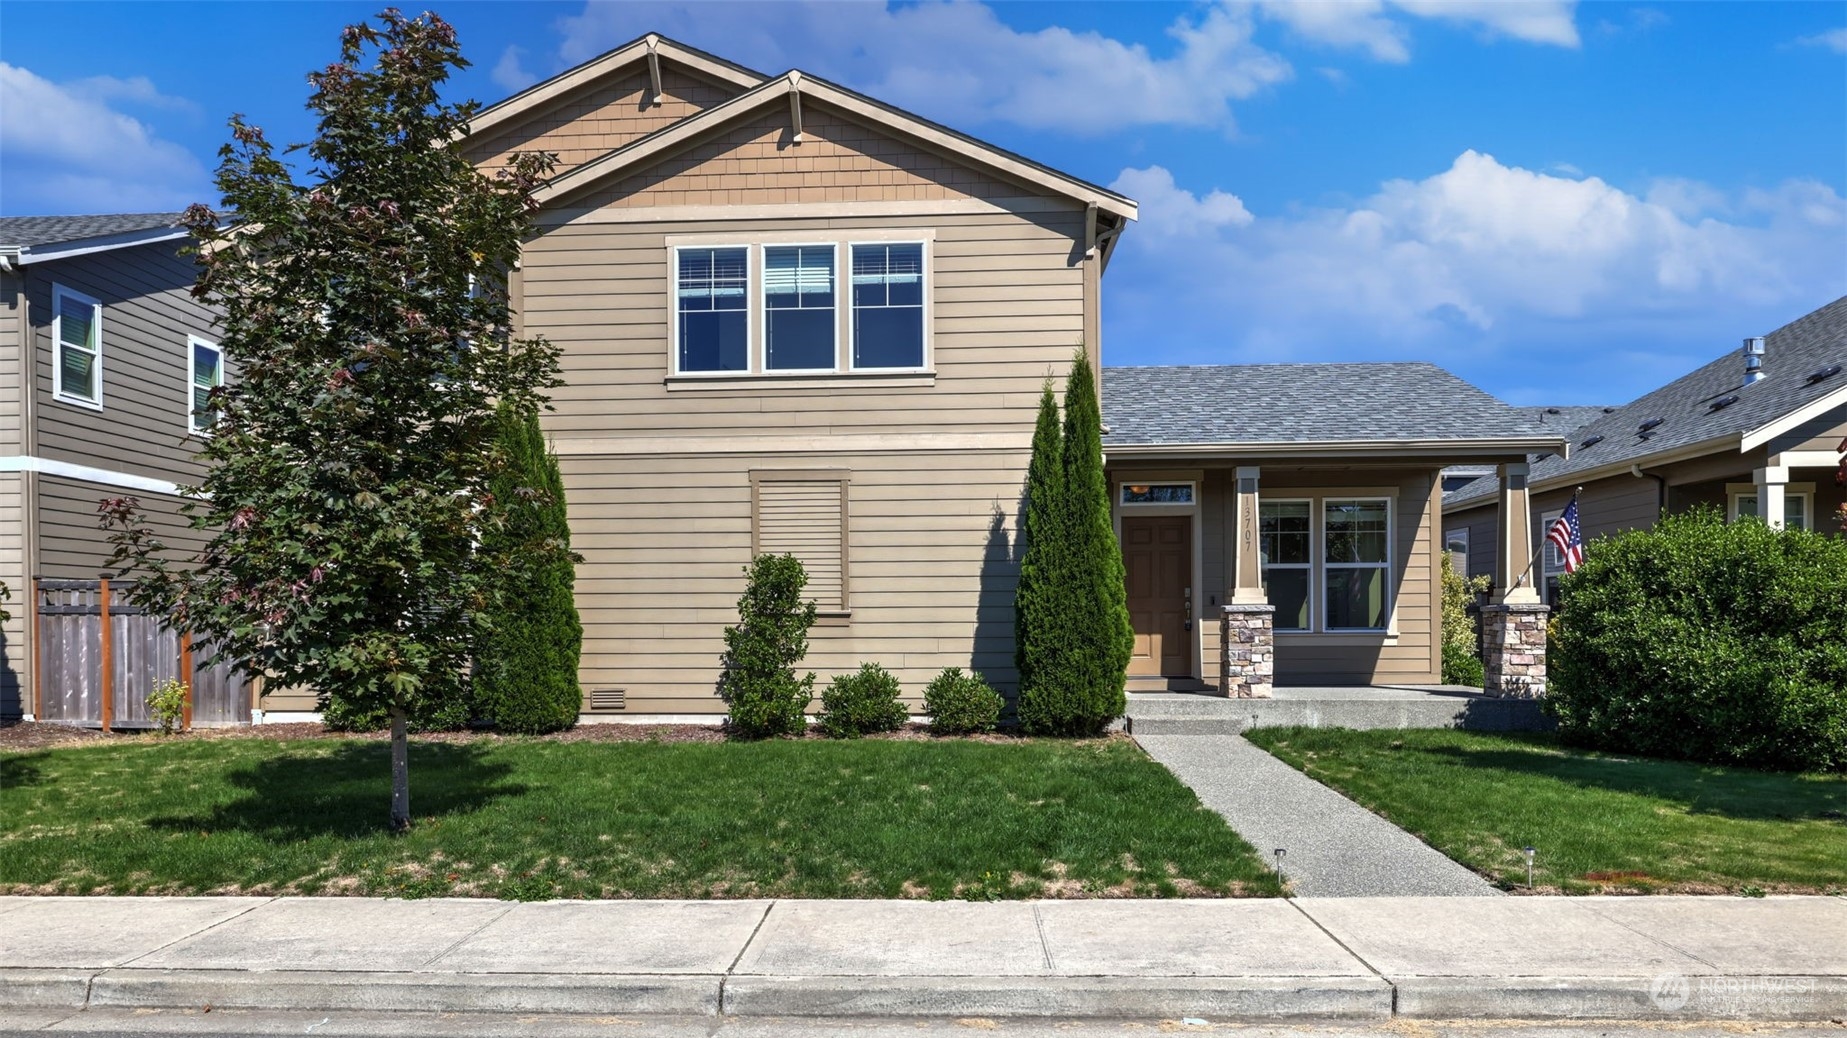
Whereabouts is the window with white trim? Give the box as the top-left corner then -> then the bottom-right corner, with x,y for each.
187,337 -> 224,433
1729,489 -> 1811,531
675,246 -> 749,373
850,242 -> 925,370
1538,509 -> 1565,607
764,244 -> 837,371
1324,499 -> 1391,630
52,284 -> 103,408
1444,528 -> 1470,577
1259,500 -> 1312,631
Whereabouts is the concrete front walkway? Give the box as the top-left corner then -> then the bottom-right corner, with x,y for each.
1,896 -> 1843,1023
1137,733 -> 1500,897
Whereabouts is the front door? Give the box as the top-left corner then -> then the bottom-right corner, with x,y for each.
1122,515 -> 1192,678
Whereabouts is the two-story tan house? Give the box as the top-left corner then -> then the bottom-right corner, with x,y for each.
0,214 -> 240,724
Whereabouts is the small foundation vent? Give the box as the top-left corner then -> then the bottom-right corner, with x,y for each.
590,688 -> 627,712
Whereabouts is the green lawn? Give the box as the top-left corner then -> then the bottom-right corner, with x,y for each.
1244,728 -> 1847,894
0,735 -> 1280,899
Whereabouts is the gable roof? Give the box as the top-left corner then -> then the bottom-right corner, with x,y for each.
466,33 -> 768,143
1445,295 -> 1847,509
528,62 -> 1137,222
0,213 -> 190,263
1102,363 -> 1561,456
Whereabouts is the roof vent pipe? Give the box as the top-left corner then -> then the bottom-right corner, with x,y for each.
1743,336 -> 1766,384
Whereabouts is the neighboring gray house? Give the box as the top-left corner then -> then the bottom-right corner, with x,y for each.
1,214 -> 225,721
1445,295 -> 1847,603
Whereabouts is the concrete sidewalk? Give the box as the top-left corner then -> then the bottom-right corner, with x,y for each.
2,896 -> 1843,1023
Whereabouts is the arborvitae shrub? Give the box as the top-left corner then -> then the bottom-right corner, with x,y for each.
1549,507 -> 1847,772
719,553 -> 817,739
474,406 -> 584,734
818,662 -> 909,739
1014,380 -> 1068,732
923,667 -> 1002,735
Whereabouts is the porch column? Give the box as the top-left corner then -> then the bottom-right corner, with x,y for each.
1483,461 -> 1548,698
1222,465 -> 1274,698
1754,464 -> 1789,530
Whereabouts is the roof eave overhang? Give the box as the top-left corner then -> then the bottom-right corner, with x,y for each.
531,71 -> 1138,221
7,227 -> 191,265
1441,430 -> 1746,513
1104,436 -> 1567,463
1740,381 -> 1847,452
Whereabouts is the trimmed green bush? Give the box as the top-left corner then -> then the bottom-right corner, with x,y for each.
475,405 -> 584,734
719,553 -> 817,739
1017,351 -> 1132,736
1549,508 -> 1847,772
1440,552 -> 1489,687
924,667 -> 1002,735
818,662 -> 909,739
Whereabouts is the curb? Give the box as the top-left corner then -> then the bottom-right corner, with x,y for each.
1393,975 -> 1847,1022
720,975 -> 1393,1020
83,970 -> 721,1017
0,970 -> 92,1010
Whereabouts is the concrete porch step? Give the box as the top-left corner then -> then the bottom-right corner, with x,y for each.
1125,690 -> 1551,734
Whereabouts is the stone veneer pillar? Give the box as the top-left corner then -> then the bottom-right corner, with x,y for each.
1221,603 -> 1275,698
1482,602 -> 1549,698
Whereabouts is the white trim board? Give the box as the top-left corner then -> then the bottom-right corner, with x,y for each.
0,456 -> 184,496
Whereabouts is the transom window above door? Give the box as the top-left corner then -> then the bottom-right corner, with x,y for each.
670,239 -> 931,377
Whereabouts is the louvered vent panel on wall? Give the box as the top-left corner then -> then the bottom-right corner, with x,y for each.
755,478 -> 846,611
590,688 -> 626,711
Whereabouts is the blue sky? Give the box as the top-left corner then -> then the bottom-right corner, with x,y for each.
3,1 -> 1843,405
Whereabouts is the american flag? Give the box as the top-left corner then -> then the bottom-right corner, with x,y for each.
1547,498 -> 1585,573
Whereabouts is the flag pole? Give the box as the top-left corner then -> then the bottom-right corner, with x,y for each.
1511,486 -> 1581,592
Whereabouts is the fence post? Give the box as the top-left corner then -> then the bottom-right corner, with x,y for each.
98,577 -> 113,733
29,577 -> 42,722
179,632 -> 194,731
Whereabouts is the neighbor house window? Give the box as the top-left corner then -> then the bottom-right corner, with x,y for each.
753,471 -> 849,615
1538,509 -> 1565,606
675,247 -> 749,373
1730,490 -> 1811,531
763,244 -> 836,371
1324,499 -> 1390,630
188,336 -> 224,433
1260,500 -> 1312,631
1444,528 -> 1469,577
850,242 -> 924,370
52,284 -> 103,408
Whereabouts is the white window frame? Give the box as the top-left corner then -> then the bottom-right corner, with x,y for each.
186,335 -> 225,435
1726,484 -> 1815,531
670,244 -> 754,377
760,242 -> 841,375
847,240 -> 931,374
1120,482 -> 1197,507
1322,497 -> 1393,633
1444,527 -> 1470,577
1260,497 -> 1315,632
51,283 -> 104,410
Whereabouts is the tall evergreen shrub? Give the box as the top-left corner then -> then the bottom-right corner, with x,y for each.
475,405 -> 584,733
720,553 -> 817,738
1016,352 -> 1132,736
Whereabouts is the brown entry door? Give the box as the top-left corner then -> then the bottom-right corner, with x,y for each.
1122,515 -> 1192,678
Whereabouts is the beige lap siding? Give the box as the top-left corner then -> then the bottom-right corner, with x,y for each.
0,472 -> 25,717
562,449 -> 1028,714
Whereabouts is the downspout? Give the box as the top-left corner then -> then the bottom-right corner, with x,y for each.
1630,463 -> 1667,522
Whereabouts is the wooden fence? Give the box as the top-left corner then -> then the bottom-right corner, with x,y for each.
34,578 -> 251,730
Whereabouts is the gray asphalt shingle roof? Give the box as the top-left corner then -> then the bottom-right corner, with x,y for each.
0,213 -> 187,249
1101,362 -> 1554,447
1445,295 -> 1847,509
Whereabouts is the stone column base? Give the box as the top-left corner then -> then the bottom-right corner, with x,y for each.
1221,603 -> 1275,699
1482,602 -> 1549,699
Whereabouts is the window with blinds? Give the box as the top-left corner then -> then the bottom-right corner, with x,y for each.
763,244 -> 836,371
753,473 -> 848,613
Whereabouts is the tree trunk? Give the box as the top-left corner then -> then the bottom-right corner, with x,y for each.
389,706 -> 411,833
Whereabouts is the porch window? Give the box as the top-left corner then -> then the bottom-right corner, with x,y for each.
1259,500 -> 1311,631
1122,483 -> 1195,505
764,244 -> 836,371
674,247 -> 749,373
1730,491 -> 1810,531
1324,499 -> 1390,630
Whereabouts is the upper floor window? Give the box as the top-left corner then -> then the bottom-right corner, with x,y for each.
851,243 -> 924,370
669,238 -> 931,377
188,336 -> 224,433
52,284 -> 103,409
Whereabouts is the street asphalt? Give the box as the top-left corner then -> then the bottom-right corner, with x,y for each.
1134,733 -> 1500,897
1,895 -> 1843,1023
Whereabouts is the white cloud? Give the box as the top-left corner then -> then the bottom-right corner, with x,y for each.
551,1 -> 1293,134
1797,27 -> 1847,53
1103,153 -> 1847,396
1389,1 -> 1580,48
492,45 -> 539,93
0,63 -> 209,214
1256,0 -> 1578,60
68,74 -> 200,113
